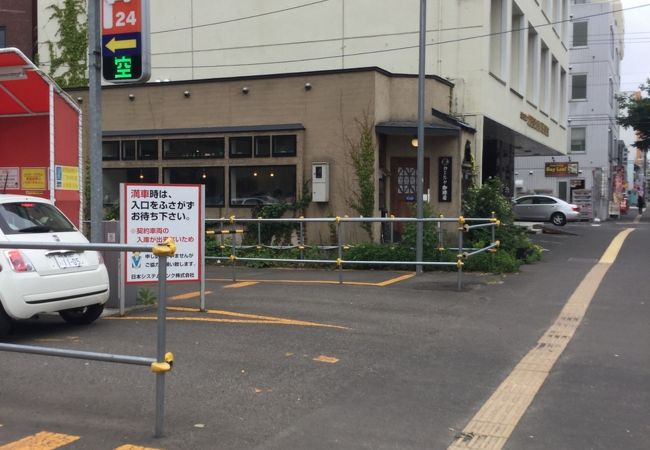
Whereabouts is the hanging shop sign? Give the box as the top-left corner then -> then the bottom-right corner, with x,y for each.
544,162 -> 579,177
438,156 -> 452,202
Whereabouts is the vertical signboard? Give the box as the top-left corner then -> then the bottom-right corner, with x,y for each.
438,157 -> 452,202
101,0 -> 150,83
123,184 -> 203,283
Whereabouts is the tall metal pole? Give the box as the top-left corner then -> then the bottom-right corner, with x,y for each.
416,0 -> 426,274
88,0 -> 103,243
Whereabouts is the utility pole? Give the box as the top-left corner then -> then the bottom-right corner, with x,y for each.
88,0 -> 103,243
416,0 -> 426,274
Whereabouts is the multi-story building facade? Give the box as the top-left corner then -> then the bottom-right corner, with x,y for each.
515,0 -> 624,220
36,1 -> 570,229
0,0 -> 37,59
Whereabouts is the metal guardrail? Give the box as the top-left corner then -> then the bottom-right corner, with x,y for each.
0,238 -> 177,438
204,215 -> 501,291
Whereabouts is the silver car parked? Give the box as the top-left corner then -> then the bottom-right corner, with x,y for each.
512,195 -> 581,226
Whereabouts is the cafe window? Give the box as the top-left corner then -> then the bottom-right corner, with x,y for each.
102,141 -> 120,160
229,165 -> 296,207
163,167 -> 225,206
138,140 -> 158,160
272,135 -> 297,157
163,138 -> 224,159
102,167 -> 158,205
229,136 -> 253,158
255,136 -> 271,157
121,140 -> 136,160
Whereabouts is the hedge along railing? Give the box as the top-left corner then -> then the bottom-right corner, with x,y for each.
0,238 -> 177,438
204,215 -> 501,291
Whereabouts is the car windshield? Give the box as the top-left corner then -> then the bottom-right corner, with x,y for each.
0,202 -> 76,234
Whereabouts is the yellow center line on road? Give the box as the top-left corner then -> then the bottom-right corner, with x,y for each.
0,431 -> 80,450
114,445 -> 161,450
448,228 -> 635,450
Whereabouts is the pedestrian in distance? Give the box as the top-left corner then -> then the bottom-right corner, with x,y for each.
638,194 -> 645,215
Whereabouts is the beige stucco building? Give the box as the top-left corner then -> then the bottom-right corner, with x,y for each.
69,67 -> 473,242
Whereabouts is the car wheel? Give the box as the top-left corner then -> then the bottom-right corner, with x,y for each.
0,305 -> 12,337
59,303 -> 105,325
551,212 -> 566,226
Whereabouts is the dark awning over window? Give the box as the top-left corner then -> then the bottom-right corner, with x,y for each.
375,121 -> 460,137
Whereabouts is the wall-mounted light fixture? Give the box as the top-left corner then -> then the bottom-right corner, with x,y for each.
76,97 -> 83,103
411,138 -> 418,148
242,86 -> 249,95
128,94 -> 135,101
183,90 -> 191,98
304,82 -> 312,91
529,170 -> 534,175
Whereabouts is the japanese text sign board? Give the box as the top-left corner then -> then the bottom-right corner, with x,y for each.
101,0 -> 150,83
438,157 -> 452,202
122,184 -> 203,283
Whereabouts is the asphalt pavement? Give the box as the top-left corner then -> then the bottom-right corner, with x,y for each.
0,214 -> 648,449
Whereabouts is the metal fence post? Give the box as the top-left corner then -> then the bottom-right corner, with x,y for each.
437,214 -> 444,258
457,220 -> 464,291
231,233 -> 237,282
257,219 -> 262,247
390,214 -> 394,244
155,255 -> 167,438
337,218 -> 343,285
299,217 -> 305,260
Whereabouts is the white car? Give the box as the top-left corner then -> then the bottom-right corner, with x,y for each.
0,195 -> 109,336
513,194 -> 581,226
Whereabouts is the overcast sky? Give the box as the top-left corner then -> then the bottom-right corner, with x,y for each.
621,0 -> 650,92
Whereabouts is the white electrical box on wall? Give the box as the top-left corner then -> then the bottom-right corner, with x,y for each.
312,162 -> 329,202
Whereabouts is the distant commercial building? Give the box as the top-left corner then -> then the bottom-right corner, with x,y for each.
0,0 -> 37,59
515,0 -> 624,220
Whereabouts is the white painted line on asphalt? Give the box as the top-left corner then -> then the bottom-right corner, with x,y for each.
447,228 -> 635,450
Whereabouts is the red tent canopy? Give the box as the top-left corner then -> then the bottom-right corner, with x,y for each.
0,48 -> 83,226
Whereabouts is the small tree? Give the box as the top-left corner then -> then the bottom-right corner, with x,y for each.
617,81 -> 650,179
346,112 -> 376,240
46,0 -> 88,88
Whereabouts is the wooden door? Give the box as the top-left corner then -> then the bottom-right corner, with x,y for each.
390,157 -> 430,235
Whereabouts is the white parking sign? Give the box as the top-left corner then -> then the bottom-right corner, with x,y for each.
122,184 -> 203,283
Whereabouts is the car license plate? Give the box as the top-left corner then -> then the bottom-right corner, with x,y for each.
53,253 -> 83,269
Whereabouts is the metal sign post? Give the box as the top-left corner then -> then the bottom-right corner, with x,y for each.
101,0 -> 151,83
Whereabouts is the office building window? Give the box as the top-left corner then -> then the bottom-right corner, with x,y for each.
489,0 -> 506,79
570,127 -> 586,153
121,141 -> 136,160
163,138 -> 225,159
571,74 -> 587,100
230,165 -> 296,207
510,4 -> 525,93
572,22 -> 588,47
540,43 -> 550,113
527,25 -> 539,104
102,168 -> 158,205
163,167 -> 225,206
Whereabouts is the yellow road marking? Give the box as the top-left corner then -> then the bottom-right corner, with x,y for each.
313,355 -> 339,364
0,431 -> 80,450
169,291 -> 213,300
107,306 -> 347,329
207,272 -> 415,287
224,281 -> 259,289
114,445 -> 161,450
448,228 -> 634,450
375,272 -> 416,286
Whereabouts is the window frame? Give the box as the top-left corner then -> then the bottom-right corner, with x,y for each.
572,21 -> 588,47
570,127 -> 587,153
571,73 -> 587,100
162,137 -> 225,160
